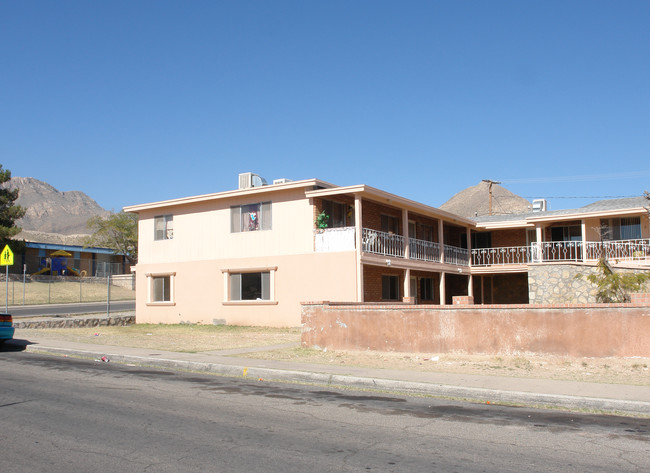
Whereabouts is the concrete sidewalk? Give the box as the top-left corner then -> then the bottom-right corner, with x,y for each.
7,330 -> 650,417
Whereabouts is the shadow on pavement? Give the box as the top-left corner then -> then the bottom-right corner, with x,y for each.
1,339 -> 34,352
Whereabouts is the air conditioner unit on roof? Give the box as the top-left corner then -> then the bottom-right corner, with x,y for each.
238,172 -> 267,190
532,199 -> 548,212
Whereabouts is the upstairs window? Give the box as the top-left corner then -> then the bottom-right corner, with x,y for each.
381,215 -> 399,234
154,215 -> 173,240
600,217 -> 641,241
323,200 -> 351,228
231,202 -> 272,232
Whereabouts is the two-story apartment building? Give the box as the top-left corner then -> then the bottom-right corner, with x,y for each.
124,174 -> 476,327
470,196 -> 650,304
125,175 -> 650,327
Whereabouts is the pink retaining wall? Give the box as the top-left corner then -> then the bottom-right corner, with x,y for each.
301,300 -> 650,357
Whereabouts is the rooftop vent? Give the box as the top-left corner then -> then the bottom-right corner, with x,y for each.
532,199 -> 548,212
272,178 -> 293,185
238,172 -> 267,190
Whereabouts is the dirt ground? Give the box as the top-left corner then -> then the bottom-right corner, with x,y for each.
18,324 -> 650,386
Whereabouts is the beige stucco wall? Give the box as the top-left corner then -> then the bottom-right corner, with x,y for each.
137,187 -> 317,264
133,186 -> 361,326
135,252 -> 357,327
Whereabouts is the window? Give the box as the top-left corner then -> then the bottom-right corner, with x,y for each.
382,275 -> 400,300
147,272 -> 175,304
471,232 -> 492,249
420,278 -> 434,301
323,200 -> 350,228
551,225 -> 581,242
381,215 -> 399,234
154,215 -> 173,240
230,272 -> 270,300
224,268 -> 277,304
600,217 -> 641,240
231,202 -> 272,232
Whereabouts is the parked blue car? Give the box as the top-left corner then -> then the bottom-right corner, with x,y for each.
0,313 -> 14,342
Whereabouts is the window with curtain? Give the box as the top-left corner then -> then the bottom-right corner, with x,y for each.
230,202 -> 272,232
154,215 -> 173,240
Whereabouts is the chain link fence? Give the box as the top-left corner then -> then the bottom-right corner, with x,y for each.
1,273 -> 135,306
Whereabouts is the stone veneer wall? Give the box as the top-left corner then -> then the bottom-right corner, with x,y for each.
528,264 -> 598,304
528,263 -> 650,304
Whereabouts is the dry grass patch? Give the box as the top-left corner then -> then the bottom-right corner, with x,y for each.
18,324 -> 650,385
19,324 -> 299,353
3,280 -> 135,305
241,347 -> 650,386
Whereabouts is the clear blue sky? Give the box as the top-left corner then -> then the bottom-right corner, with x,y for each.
2,1 -> 649,212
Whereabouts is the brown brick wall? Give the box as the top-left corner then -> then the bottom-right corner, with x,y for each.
491,229 -> 527,247
363,265 -> 403,302
362,201 -> 402,233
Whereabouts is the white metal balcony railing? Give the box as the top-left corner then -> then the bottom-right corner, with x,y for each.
409,238 -> 441,263
471,239 -> 650,267
316,229 -> 650,268
362,228 -> 469,265
444,245 -> 470,266
362,228 -> 405,258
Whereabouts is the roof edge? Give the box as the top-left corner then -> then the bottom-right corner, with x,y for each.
124,178 -> 336,213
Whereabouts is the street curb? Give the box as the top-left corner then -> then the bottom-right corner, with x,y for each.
24,344 -> 650,417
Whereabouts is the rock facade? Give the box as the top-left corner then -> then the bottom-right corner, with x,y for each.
13,314 -> 134,329
528,263 -> 649,304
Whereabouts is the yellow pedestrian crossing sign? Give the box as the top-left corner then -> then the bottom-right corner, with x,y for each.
0,245 -> 14,266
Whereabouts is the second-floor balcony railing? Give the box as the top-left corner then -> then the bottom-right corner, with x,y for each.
362,228 -> 469,265
409,238 -> 441,263
471,239 -> 650,266
362,228 -> 405,258
445,245 -> 470,266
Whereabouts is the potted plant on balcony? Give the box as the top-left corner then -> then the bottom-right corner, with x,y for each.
315,211 -> 329,232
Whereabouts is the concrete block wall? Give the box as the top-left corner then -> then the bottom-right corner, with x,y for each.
302,301 -> 650,357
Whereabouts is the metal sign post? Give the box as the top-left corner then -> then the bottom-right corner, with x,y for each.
1,245 -> 14,313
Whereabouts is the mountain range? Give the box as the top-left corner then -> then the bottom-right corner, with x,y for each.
3,176 -> 532,245
3,177 -> 111,244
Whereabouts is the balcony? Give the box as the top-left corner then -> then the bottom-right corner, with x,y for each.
471,239 -> 650,267
362,228 -> 469,266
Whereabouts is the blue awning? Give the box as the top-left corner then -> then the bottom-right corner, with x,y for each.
25,242 -> 123,256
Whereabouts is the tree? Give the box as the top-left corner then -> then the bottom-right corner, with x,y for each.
0,164 -> 26,248
579,258 -> 650,303
84,212 -> 138,265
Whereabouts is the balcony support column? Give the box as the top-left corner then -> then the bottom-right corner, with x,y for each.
402,208 -> 410,260
581,220 -> 587,261
354,194 -> 364,302
468,274 -> 474,300
466,226 -> 472,266
438,220 -> 445,264
439,272 -> 446,306
403,268 -> 411,302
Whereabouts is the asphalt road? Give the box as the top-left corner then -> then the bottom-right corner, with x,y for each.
8,300 -> 135,318
0,350 -> 647,473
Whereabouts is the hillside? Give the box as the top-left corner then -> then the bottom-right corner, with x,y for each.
440,181 -> 532,218
3,177 -> 110,235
